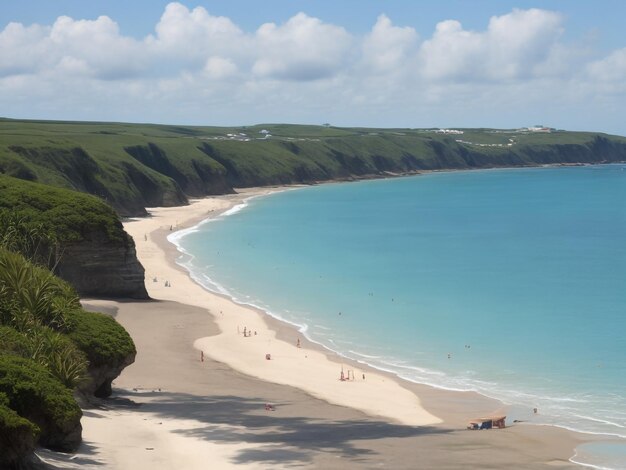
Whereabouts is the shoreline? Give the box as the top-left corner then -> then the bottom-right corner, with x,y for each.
135,187 -> 441,427
57,171 -> 626,468
123,182 -> 592,460
163,165 -> 625,429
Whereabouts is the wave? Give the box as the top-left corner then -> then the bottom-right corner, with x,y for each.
221,202 -> 248,217
573,415 -> 626,430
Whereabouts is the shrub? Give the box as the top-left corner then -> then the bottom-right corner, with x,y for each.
0,326 -> 30,356
0,175 -> 127,244
0,355 -> 82,451
0,248 -> 78,332
66,309 -> 136,368
0,395 -> 39,468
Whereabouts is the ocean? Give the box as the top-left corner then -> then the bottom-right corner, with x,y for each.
171,165 -> 626,469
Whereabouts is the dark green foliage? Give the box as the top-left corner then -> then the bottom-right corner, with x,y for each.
66,309 -> 135,369
0,395 -> 40,468
0,210 -> 58,268
0,246 -> 135,459
0,355 -> 82,452
0,173 -> 138,461
2,325 -> 88,386
0,248 -> 135,390
0,326 -> 30,356
0,248 -> 78,331
0,250 -> 90,388
0,175 -> 127,244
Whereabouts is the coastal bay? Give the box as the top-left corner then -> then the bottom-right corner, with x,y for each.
48,184 -> 600,469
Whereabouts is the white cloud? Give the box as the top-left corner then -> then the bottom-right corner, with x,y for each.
149,2 -> 249,68
0,15 -> 144,79
0,22 -> 49,76
252,13 -> 352,80
419,8 -> 563,81
49,15 -> 145,79
587,47 -> 626,82
0,4 -> 624,135
362,14 -> 418,73
203,56 -> 238,80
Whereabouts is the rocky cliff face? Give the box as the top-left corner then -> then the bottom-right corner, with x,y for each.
55,231 -> 148,299
81,351 -> 137,399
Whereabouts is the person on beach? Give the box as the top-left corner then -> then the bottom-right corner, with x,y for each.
200,351 -> 204,362
243,327 -> 247,337
297,338 -> 300,348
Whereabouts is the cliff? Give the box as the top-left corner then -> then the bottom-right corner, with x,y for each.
55,232 -> 147,300
1,120 -> 625,217
0,175 -> 148,299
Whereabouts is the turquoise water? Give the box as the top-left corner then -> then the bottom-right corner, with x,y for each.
172,165 -> 626,467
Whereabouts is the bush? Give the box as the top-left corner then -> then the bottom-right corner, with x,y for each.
0,395 -> 39,468
0,248 -> 79,332
0,355 -> 82,451
66,309 -> 136,368
0,175 -> 127,244
0,326 -> 30,356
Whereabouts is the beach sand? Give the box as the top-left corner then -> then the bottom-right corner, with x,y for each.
42,187 -> 590,469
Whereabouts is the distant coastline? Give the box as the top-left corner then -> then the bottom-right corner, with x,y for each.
2,118 -> 626,218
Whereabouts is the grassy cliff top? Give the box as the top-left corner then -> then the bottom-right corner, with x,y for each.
1,118 -> 625,216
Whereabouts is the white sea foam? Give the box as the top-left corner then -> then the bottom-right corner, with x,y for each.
221,202 -> 248,216
573,415 -> 626,429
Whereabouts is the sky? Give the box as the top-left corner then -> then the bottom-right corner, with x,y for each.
1,1 -> 625,135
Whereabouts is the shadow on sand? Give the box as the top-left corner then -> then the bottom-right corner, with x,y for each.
101,388 -> 451,466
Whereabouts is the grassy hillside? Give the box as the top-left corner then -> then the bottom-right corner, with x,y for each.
1,118 -> 625,216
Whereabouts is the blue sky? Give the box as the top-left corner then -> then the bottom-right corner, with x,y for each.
1,1 -> 625,134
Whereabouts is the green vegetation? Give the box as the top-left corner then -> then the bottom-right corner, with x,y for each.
0,246 -> 135,464
0,174 -> 127,244
0,117 -> 624,464
0,248 -> 135,389
0,395 -> 39,468
1,119 -> 625,216
65,309 -> 135,370
0,355 -> 81,452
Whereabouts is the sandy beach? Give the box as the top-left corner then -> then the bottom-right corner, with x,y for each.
42,187 -> 593,469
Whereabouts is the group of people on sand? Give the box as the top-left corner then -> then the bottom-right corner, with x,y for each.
340,368 -> 365,382
239,326 -> 256,337
151,276 -> 171,287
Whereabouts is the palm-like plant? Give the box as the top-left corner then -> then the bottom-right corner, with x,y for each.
23,327 -> 88,389
0,210 -> 59,268
0,249 -> 76,332
0,249 -> 88,388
